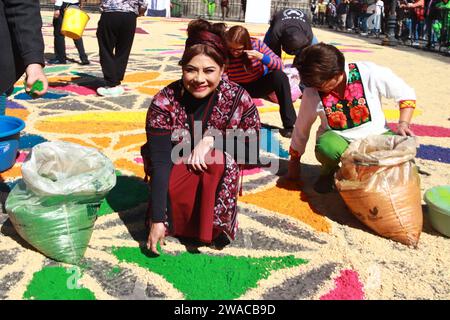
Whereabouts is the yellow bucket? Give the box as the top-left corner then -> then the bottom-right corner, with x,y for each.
61,6 -> 90,40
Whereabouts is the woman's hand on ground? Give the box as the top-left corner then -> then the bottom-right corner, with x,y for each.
188,136 -> 214,172
147,222 -> 166,255
397,121 -> 415,136
245,50 -> 264,61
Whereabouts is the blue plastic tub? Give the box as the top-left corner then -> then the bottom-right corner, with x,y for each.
0,115 -> 26,172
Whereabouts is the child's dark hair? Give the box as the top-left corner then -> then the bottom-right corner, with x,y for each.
294,43 -> 345,88
180,19 -> 228,67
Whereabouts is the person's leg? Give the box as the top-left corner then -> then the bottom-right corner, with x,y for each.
114,13 -> 137,86
314,130 -> 349,193
97,12 -> 119,87
73,37 -> 89,63
52,7 -> 66,62
243,70 -> 296,131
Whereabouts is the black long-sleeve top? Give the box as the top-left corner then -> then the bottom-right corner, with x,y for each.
148,91 -> 215,222
0,0 -> 45,94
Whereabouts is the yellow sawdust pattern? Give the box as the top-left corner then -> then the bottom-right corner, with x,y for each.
46,76 -> 79,83
137,87 -> 160,96
35,112 -> 146,123
0,164 -> 22,180
239,180 -> 331,233
114,158 -> 145,178
90,137 -> 112,149
114,134 -> 146,150
124,72 -> 160,83
34,121 -> 143,134
60,137 -> 99,149
6,109 -> 29,121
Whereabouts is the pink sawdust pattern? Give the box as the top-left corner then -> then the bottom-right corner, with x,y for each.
388,123 -> 450,137
50,85 -> 97,96
320,270 -> 365,300
253,99 -> 264,107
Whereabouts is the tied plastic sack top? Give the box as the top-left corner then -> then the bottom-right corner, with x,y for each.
335,135 -> 423,247
6,141 -> 117,264
21,141 -> 116,197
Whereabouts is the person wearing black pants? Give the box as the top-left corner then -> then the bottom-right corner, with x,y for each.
225,25 -> 296,137
49,0 -> 89,65
240,70 -> 296,132
96,0 -> 147,97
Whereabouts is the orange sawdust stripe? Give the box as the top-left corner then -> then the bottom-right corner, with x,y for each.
127,145 -> 142,152
114,159 -> 145,178
137,87 -> 160,96
143,80 -> 176,87
60,137 -> 99,149
114,134 -> 146,151
34,121 -> 143,134
6,109 -> 30,121
90,137 -> 112,149
239,180 -> 331,233
124,72 -> 160,82
0,165 -> 22,180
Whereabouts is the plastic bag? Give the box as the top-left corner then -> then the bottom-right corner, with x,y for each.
268,67 -> 302,104
6,141 -> 117,264
335,135 -> 423,247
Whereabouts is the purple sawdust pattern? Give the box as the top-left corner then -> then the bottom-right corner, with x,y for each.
417,145 -> 450,164
6,100 -> 26,109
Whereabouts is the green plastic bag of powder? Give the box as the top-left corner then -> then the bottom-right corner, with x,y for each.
6,141 -> 117,265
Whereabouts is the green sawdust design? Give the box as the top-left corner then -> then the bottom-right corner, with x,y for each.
112,247 -> 307,300
98,171 -> 148,216
44,66 -> 71,74
107,266 -> 122,278
23,266 -> 96,300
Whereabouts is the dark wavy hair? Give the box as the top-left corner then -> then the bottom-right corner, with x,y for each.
180,19 -> 228,67
294,43 -> 345,88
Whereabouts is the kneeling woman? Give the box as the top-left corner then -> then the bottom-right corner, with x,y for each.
287,43 -> 416,193
144,20 -> 260,254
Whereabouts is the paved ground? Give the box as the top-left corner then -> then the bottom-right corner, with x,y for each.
0,12 -> 449,300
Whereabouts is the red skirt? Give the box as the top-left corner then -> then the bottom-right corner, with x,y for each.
168,150 -> 239,244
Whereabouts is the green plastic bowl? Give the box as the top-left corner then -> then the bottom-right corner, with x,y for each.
424,185 -> 450,237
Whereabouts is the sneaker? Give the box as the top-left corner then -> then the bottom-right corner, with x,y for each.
313,174 -> 335,194
412,41 -> 419,47
47,58 -> 66,65
280,128 -> 293,138
96,85 -> 124,97
79,59 -> 90,65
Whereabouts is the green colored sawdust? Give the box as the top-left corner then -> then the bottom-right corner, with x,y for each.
44,66 -> 71,74
107,266 -> 122,278
98,171 -> 148,216
112,247 -> 307,300
23,266 -> 96,300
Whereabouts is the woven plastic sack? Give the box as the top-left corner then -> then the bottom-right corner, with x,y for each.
335,135 -> 423,247
268,67 -> 302,103
6,141 -> 116,264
